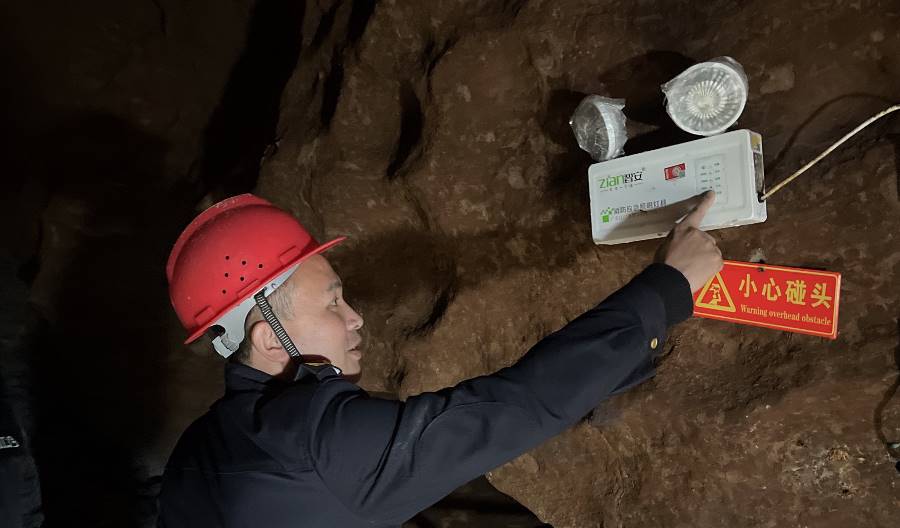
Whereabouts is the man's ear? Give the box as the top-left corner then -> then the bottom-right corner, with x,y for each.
248,320 -> 289,362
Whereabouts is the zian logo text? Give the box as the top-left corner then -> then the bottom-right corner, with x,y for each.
596,169 -> 644,190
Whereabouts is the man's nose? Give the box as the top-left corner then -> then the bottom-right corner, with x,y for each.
345,304 -> 363,330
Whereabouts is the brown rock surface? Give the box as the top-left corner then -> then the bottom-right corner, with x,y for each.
260,1 -> 900,526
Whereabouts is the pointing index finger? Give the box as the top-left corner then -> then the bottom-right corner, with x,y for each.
681,191 -> 716,228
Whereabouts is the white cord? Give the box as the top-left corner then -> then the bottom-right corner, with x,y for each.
762,104 -> 900,200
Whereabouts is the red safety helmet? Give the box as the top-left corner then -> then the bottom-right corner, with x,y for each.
166,194 -> 345,357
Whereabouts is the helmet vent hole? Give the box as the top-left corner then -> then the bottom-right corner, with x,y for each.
221,289 -> 227,294
224,272 -> 229,278
241,260 -> 247,266
225,255 -> 230,260
258,264 -> 263,268
240,276 -> 245,281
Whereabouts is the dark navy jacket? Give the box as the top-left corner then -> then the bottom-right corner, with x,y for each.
157,264 -> 693,527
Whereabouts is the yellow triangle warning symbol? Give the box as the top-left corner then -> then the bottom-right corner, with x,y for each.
695,272 -> 736,312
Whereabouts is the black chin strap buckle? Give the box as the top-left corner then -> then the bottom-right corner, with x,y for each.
294,362 -> 343,382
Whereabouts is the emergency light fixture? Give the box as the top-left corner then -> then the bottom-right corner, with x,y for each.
588,129 -> 766,245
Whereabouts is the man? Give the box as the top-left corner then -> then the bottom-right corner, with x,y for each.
159,191 -> 722,527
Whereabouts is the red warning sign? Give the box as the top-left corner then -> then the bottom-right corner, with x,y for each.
693,261 -> 841,339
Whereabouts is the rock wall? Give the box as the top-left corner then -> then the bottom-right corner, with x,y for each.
260,0 -> 900,526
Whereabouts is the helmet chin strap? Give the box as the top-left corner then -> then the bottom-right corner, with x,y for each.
253,290 -> 302,359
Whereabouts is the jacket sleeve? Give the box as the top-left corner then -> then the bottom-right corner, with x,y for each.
306,263 -> 693,524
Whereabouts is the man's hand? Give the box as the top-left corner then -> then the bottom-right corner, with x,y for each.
654,191 -> 724,293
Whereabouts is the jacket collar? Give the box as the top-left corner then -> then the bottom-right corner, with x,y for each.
224,361 -> 284,392
224,360 -> 345,394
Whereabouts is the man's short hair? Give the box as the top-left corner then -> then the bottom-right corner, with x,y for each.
230,279 -> 296,364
